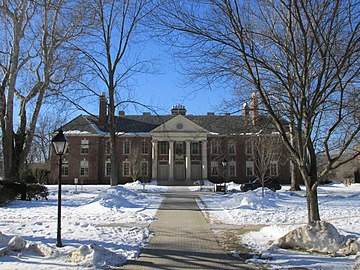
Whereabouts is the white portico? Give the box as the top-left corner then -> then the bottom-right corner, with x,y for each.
151,115 -> 208,182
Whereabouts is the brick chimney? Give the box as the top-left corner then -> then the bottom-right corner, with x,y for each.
99,92 -> 107,124
250,93 -> 258,124
242,102 -> 249,115
171,104 -> 187,115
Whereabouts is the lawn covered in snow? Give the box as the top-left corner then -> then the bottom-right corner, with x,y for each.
0,181 -> 167,269
197,182 -> 360,269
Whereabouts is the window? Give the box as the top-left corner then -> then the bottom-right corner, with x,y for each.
81,139 -> 89,154
245,140 -> 253,155
159,141 -> 168,155
61,160 -> 69,176
123,161 -> 130,176
246,161 -> 254,176
211,140 -> 219,155
141,161 -> 148,177
270,161 -> 278,176
175,142 -> 183,155
211,161 -> 218,176
191,142 -> 200,155
141,140 -> 148,154
229,160 -> 236,177
65,143 -> 70,154
105,159 -> 111,176
123,140 -> 131,154
105,141 -> 111,155
80,159 -> 89,176
228,141 -> 236,155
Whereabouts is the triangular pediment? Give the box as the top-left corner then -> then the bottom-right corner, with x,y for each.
151,115 -> 207,134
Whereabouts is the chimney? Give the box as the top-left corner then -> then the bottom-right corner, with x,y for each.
242,102 -> 249,115
99,92 -> 107,124
171,104 -> 186,115
250,93 -> 259,125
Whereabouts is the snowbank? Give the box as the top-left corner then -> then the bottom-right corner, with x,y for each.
272,221 -> 360,256
68,243 -> 126,268
199,183 -> 360,269
0,185 -> 164,269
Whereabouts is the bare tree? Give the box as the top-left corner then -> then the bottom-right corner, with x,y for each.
250,134 -> 282,197
0,0 -> 87,182
156,0 -> 360,223
72,0 -> 156,185
129,142 -> 142,182
28,112 -> 68,163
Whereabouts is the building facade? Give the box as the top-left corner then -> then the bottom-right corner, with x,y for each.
50,94 -> 291,185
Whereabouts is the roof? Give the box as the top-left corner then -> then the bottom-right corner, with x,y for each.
62,113 -> 282,136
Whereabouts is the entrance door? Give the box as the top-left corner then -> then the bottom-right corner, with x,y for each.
191,160 -> 202,180
158,161 -> 169,180
174,160 -> 185,180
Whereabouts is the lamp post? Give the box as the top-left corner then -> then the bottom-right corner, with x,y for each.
51,129 -> 68,247
222,158 -> 228,194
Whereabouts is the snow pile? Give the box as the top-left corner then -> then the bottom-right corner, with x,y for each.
68,243 -> 126,268
272,221 -> 360,256
0,185 -> 164,269
89,186 -> 144,209
0,233 -> 56,258
237,190 -> 279,209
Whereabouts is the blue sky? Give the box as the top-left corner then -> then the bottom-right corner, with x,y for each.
117,41 -> 232,116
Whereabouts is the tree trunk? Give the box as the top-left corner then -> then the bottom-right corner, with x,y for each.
108,86 -> 118,186
109,132 -> 118,186
290,159 -> 301,191
306,179 -> 321,222
304,141 -> 321,223
2,130 -> 14,181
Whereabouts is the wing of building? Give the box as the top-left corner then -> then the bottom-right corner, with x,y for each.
50,94 -> 291,185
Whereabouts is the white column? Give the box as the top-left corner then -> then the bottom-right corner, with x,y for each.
151,140 -> 158,180
169,141 -> 174,180
185,141 -> 191,180
201,140 -> 208,179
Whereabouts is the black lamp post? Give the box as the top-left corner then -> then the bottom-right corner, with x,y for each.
51,129 -> 68,247
222,158 -> 228,194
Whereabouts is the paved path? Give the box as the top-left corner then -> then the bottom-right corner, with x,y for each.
121,187 -> 258,270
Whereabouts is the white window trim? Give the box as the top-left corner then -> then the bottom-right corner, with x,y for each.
228,141 -> 236,155
211,161 -> 218,176
245,141 -> 253,155
123,161 -> 130,177
123,140 -> 131,154
61,160 -> 69,176
211,140 -> 219,155
246,160 -> 254,176
141,161 -> 148,177
141,140 -> 148,155
191,142 -> 200,155
80,159 -> 89,176
81,139 -> 89,154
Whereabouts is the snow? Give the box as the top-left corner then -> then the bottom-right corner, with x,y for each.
198,182 -> 360,269
0,182 -> 167,269
64,130 -> 91,135
1,181 -> 360,269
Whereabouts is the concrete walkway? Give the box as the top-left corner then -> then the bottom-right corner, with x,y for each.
121,187 -> 258,270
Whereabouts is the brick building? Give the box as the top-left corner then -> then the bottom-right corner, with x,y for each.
50,94 -> 291,185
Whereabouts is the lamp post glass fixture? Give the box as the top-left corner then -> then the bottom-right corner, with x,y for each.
222,158 -> 228,194
52,129 -> 68,247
